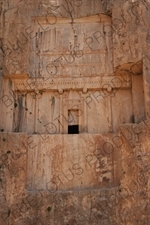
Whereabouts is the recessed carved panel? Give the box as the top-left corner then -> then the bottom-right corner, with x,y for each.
26,134 -> 119,191
30,15 -> 113,78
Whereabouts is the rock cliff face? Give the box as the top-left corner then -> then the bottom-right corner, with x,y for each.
0,0 -> 150,224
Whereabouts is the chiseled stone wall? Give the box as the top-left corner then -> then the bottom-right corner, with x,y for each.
1,122 -> 150,224
0,0 -> 150,224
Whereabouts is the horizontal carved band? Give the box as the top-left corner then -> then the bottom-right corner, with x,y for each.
13,75 -> 131,92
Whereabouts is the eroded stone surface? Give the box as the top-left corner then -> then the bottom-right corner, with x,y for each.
0,0 -> 150,224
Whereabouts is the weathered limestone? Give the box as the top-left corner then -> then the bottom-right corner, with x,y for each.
0,0 -> 150,224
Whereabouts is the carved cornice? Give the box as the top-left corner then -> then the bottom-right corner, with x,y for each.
12,76 -> 131,93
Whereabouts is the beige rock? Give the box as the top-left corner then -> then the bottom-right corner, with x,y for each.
0,0 -> 150,224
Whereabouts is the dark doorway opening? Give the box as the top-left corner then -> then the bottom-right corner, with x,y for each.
68,125 -> 79,134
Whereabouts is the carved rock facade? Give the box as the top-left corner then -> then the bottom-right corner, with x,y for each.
0,0 -> 150,224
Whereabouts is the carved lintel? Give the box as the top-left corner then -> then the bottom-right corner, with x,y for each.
13,76 -> 132,92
